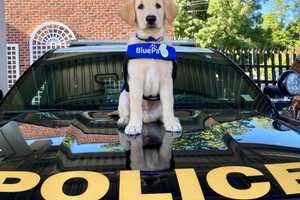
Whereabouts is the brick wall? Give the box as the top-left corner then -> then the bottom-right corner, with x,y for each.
5,0 -> 174,74
19,123 -> 120,144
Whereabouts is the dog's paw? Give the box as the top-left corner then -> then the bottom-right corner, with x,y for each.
117,118 -> 129,129
164,118 -> 182,133
125,123 -> 143,135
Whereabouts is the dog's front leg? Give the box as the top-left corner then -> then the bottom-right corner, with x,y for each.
125,71 -> 144,135
160,77 -> 182,132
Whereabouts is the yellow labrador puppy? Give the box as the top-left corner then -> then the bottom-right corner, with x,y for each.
118,0 -> 182,135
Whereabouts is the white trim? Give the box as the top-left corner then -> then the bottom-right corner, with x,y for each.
0,0 -> 8,93
29,22 -> 76,64
6,44 -> 20,89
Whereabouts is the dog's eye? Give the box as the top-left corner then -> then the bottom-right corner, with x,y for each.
156,3 -> 161,9
138,4 -> 144,9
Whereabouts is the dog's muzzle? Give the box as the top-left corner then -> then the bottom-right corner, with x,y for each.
146,15 -> 157,27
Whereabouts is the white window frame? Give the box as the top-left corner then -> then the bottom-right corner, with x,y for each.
6,44 -> 20,89
29,22 -> 76,64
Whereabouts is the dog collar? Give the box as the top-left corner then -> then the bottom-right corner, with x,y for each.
127,43 -> 176,61
135,33 -> 163,42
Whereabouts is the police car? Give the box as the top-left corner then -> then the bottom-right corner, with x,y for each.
0,41 -> 300,200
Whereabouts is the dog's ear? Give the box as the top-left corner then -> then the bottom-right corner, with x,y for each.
163,0 -> 178,24
119,0 -> 136,26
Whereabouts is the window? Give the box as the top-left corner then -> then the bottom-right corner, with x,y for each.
6,44 -> 20,89
29,22 -> 76,64
29,22 -> 76,103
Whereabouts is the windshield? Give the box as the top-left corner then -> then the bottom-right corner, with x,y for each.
0,47 -> 275,117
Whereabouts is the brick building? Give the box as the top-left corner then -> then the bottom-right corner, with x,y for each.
3,0 -> 142,89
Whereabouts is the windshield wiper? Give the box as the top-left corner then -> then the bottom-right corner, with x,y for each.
0,108 -> 71,125
1,108 -> 69,116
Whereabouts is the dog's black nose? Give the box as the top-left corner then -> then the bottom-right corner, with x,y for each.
146,15 -> 157,25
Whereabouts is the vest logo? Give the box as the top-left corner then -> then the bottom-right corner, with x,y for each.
159,44 -> 169,58
127,43 -> 176,60
135,44 -> 168,57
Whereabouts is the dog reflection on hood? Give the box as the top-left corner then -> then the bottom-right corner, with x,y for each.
119,123 -> 181,171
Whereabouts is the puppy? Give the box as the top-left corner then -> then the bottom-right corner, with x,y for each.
118,0 -> 182,135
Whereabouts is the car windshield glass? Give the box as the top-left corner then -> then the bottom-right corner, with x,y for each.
0,47 -> 274,116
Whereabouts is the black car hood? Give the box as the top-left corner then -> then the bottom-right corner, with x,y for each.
0,112 -> 300,199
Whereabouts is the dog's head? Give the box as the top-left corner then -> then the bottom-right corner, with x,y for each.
120,0 -> 178,30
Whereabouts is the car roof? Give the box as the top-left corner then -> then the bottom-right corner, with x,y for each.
54,40 -> 214,54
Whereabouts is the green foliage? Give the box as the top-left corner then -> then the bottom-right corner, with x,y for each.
173,117 -> 272,151
63,134 -> 74,148
174,0 -> 300,48
173,0 -> 204,40
197,0 -> 266,48
262,13 -> 289,48
174,0 -> 268,48
286,15 -> 300,47
173,119 -> 250,150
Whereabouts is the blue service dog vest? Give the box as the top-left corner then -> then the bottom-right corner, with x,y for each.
123,43 -> 177,101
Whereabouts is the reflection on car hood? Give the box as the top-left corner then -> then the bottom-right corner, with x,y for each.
227,117 -> 300,149
0,112 -> 299,161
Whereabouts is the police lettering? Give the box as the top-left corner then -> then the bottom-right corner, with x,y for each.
0,162 -> 299,200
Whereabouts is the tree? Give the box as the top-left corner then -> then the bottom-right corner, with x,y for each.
269,0 -> 300,27
173,0 -> 300,48
286,15 -> 300,47
174,0 -> 270,48
261,0 -> 300,48
262,12 -> 289,48
173,0 -> 205,40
